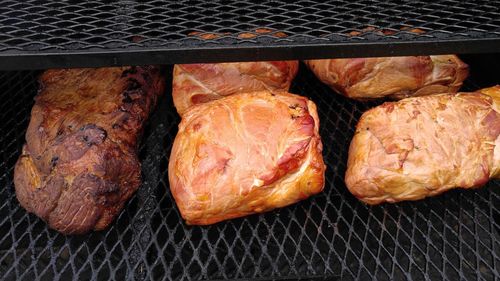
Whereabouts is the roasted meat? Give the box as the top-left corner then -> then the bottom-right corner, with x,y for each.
345,86 -> 500,204
305,55 -> 468,99
172,61 -> 299,115
168,91 -> 325,225
14,66 -> 165,234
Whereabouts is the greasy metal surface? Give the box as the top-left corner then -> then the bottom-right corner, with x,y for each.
0,0 -> 500,69
0,62 -> 499,280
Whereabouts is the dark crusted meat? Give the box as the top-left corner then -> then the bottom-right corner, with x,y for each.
14,66 -> 165,234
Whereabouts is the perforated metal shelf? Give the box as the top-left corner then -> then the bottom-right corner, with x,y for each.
0,56 -> 499,280
0,0 -> 500,70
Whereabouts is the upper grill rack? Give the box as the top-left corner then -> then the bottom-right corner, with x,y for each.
1,0 -> 500,70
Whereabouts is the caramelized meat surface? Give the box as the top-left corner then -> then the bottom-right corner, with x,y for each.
305,55 -> 468,99
14,66 -> 165,234
169,91 -> 325,225
346,86 -> 500,204
172,61 -> 298,115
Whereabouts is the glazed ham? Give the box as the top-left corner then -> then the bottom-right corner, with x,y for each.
172,61 -> 299,115
305,55 -> 468,99
345,86 -> 500,204
168,91 -> 325,225
14,66 -> 165,234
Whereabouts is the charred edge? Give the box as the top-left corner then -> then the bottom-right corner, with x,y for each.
288,103 -> 301,110
127,78 -> 141,91
141,71 -> 153,85
123,87 -> 146,104
50,156 -> 59,168
122,92 -> 133,103
121,66 -> 137,78
79,124 -> 108,146
82,135 -> 107,147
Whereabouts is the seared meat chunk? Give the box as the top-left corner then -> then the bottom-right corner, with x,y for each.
14,66 -> 165,234
305,55 -> 468,99
346,86 -> 500,204
169,91 -> 325,225
172,61 -> 298,115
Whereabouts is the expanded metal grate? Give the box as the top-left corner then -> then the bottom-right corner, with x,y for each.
0,0 -> 500,69
0,60 -> 499,280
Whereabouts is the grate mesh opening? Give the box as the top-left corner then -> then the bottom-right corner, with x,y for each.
0,60 -> 499,280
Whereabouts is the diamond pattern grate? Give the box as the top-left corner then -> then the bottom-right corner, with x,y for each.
0,58 -> 499,280
0,0 -> 499,69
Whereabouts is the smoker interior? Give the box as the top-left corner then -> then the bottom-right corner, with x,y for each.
0,55 -> 499,280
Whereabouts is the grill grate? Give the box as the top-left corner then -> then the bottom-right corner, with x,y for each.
0,62 -> 499,280
0,0 -> 499,69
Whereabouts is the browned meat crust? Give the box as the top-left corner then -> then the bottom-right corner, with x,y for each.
14,66 -> 165,234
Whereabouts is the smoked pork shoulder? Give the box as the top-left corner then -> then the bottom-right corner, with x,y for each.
14,66 -> 165,234
172,61 -> 299,115
305,55 -> 468,100
345,86 -> 500,204
168,91 -> 325,225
